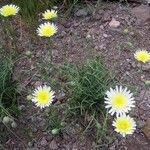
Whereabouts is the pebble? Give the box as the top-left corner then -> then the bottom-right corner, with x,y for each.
131,5 -> 150,22
49,140 -> 58,150
34,81 -> 42,87
40,137 -> 48,146
103,33 -> 108,38
142,62 -> 150,71
143,118 -> 150,140
109,18 -> 120,28
75,7 -> 91,17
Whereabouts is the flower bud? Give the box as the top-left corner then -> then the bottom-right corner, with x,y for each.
51,128 -> 60,135
2,116 -> 12,124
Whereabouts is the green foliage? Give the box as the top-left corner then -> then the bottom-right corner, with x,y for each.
61,57 -> 115,117
47,105 -> 66,135
12,0 -> 39,24
0,56 -> 19,119
10,0 -> 87,24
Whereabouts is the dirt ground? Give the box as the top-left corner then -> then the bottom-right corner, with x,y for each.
1,2 -> 150,150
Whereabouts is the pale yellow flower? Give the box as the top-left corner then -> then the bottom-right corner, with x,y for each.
37,22 -> 57,37
105,86 -> 135,116
42,9 -> 57,20
134,50 -> 150,63
113,115 -> 136,137
32,85 -> 55,108
0,4 -> 19,17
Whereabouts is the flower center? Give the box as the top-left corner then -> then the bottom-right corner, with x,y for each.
117,120 -> 131,132
45,13 -> 53,19
112,93 -> 127,109
4,7 -> 16,16
37,91 -> 49,104
139,53 -> 148,60
42,26 -> 55,36
137,52 -> 150,62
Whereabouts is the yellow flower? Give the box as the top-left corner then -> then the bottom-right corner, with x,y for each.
37,22 -> 57,37
42,9 -> 57,20
32,85 -> 55,108
113,115 -> 136,137
134,50 -> 150,63
0,4 -> 19,17
105,86 -> 135,117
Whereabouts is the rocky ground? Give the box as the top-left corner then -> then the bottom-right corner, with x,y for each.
1,2 -> 150,150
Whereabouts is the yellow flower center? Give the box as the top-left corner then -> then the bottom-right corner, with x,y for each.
45,13 -> 55,19
37,91 -> 50,105
1,6 -> 17,16
135,51 -> 150,63
112,93 -> 127,109
42,26 -> 56,37
116,119 -> 132,132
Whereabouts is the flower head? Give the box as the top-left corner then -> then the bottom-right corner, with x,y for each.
32,85 -> 55,109
113,115 -> 136,137
134,50 -> 150,63
42,9 -> 57,20
37,22 -> 57,37
0,4 -> 19,17
105,86 -> 135,116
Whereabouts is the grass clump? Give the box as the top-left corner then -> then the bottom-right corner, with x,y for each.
47,105 -> 66,135
61,57 -> 115,117
0,56 -> 18,119
10,0 -> 88,24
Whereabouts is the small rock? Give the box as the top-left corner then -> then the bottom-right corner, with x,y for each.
40,137 -> 48,146
109,145 -> 116,150
142,62 -> 150,71
131,5 -> 150,22
86,34 -> 92,39
100,25 -> 104,29
49,140 -> 58,150
75,7 -> 91,17
109,18 -> 120,28
34,81 -> 42,87
103,33 -> 108,38
143,118 -> 150,140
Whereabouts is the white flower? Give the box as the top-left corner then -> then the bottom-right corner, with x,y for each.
32,85 -> 55,109
113,115 -> 136,137
37,22 -> 57,37
104,86 -> 135,116
42,9 -> 57,20
0,4 -> 19,17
